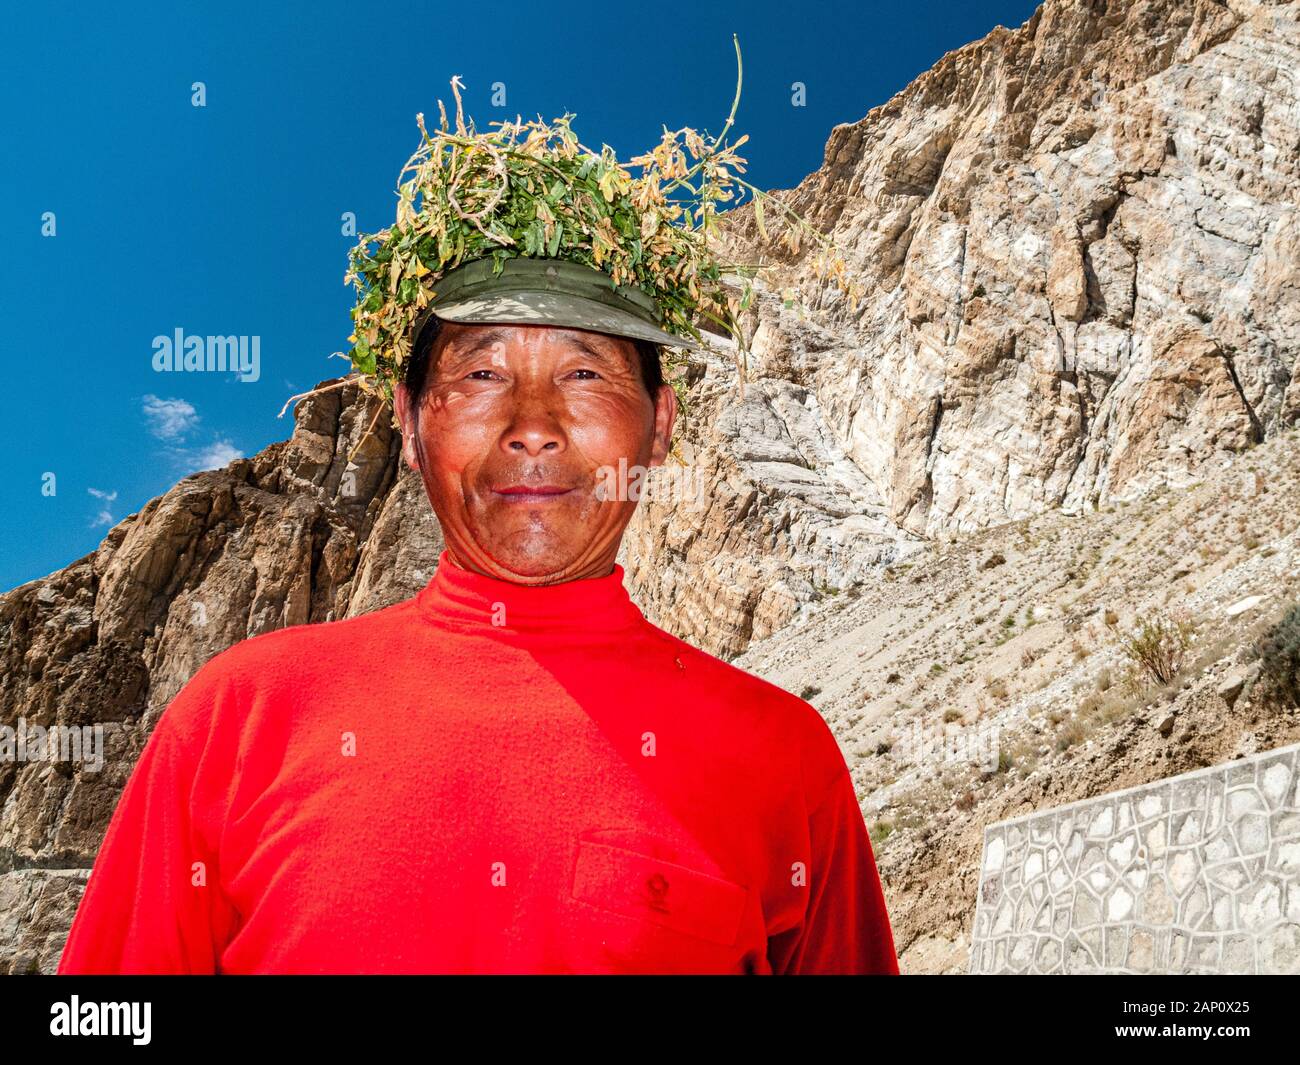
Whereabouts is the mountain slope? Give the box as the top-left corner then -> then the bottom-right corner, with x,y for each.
734,424 -> 1300,971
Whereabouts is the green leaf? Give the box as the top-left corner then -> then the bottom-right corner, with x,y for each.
353,340 -> 376,375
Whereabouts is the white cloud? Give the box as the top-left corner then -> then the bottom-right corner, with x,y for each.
142,394 -> 199,440
88,487 -> 118,528
184,439 -> 243,473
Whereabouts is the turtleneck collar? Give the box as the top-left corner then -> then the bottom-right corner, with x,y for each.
414,548 -> 646,641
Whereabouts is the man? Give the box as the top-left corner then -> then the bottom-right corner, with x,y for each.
58,97 -> 899,974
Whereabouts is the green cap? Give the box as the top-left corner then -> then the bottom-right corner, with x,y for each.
410,256 -> 706,355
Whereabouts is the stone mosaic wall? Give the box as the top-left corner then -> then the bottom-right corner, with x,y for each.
969,742 -> 1300,974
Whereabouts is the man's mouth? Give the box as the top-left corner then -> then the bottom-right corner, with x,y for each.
491,484 -> 575,504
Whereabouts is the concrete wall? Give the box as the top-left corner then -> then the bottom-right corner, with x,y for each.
969,742 -> 1300,974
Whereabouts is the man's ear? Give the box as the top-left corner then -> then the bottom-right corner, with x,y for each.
646,382 -> 678,469
392,382 -> 420,471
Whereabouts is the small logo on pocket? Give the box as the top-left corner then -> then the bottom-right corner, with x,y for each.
644,872 -> 671,913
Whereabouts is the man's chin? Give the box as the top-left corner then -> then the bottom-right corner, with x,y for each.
474,532 -> 585,581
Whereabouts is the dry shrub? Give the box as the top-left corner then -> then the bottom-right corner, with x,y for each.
1253,604 -> 1300,709
1110,612 -> 1194,686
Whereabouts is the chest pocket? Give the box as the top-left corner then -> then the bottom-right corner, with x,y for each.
570,832 -> 750,947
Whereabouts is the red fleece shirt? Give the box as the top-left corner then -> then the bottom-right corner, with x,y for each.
58,549 -> 899,975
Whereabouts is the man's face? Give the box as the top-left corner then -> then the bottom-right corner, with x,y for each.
394,321 -> 677,583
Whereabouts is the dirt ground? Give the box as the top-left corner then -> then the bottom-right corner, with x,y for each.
735,426 -> 1300,972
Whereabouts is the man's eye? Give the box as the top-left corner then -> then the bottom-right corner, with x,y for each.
569,369 -> 601,380
465,370 -> 498,380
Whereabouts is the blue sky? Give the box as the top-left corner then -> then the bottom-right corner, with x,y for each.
0,0 -> 1041,591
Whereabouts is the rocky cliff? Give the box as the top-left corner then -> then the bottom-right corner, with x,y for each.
639,0 -> 1300,654
2,0 -> 1298,972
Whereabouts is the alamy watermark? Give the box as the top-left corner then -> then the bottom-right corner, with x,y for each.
891,718 -> 1001,774
593,458 -> 707,511
50,996 -> 150,1045
152,328 -> 260,382
1,718 -> 104,773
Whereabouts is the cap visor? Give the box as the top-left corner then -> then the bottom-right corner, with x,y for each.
430,290 -> 705,352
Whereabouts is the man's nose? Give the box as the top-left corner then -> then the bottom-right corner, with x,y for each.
500,393 -> 567,456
